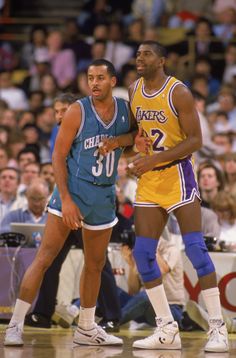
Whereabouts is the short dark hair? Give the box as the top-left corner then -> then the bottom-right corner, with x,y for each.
0,166 -> 21,182
53,93 -> 77,106
88,59 -> 117,77
140,41 -> 167,58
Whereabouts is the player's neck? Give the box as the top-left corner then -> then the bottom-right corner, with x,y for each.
143,73 -> 168,93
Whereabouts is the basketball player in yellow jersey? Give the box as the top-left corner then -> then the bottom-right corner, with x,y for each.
129,41 -> 229,353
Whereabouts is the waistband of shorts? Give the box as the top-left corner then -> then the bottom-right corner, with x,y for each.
152,155 -> 191,172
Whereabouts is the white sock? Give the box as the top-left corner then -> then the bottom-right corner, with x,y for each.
201,287 -> 223,320
146,284 -> 173,323
68,304 -> 80,318
9,299 -> 31,326
78,306 -> 96,330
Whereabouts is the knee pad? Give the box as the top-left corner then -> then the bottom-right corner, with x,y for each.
133,236 -> 161,283
182,232 -> 215,277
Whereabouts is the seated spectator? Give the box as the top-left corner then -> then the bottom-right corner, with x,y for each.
223,43 -> 236,85
212,132 -> 234,154
1,178 -> 49,233
0,70 -> 28,111
213,1 -> 236,44
40,162 -> 55,195
0,167 -> 22,223
211,191 -> 236,247
0,144 -> 10,169
17,147 -> 40,171
119,232 -> 185,328
47,30 -> 77,90
197,161 -> 225,208
17,161 -> 41,200
213,111 -> 233,133
223,152 -> 236,195
20,26 -> 48,71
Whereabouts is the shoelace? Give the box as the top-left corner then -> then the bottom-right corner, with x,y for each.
208,327 -> 221,342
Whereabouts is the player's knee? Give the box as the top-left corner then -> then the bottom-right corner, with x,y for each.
182,232 -> 215,277
133,236 -> 161,282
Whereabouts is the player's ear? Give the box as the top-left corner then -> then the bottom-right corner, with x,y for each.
111,76 -> 117,88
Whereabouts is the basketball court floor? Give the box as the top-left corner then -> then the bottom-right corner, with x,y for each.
0,325 -> 235,358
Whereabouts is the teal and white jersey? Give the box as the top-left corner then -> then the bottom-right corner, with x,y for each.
67,96 -> 130,190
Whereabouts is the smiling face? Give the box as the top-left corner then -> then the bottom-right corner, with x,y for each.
136,44 -> 165,79
87,65 -> 116,101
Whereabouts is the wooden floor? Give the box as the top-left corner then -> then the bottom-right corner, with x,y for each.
0,325 -> 235,358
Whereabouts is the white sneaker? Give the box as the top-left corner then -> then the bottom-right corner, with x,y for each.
73,324 -> 123,346
4,323 -> 24,346
52,303 -> 76,328
204,319 -> 229,352
132,319 -> 181,350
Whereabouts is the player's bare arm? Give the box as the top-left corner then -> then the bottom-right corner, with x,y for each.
52,103 -> 84,229
131,85 -> 202,175
98,102 -> 138,156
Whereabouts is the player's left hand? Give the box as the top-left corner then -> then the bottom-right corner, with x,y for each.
129,155 -> 157,176
98,137 -> 119,156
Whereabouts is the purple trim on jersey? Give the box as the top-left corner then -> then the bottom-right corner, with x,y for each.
168,82 -> 182,117
167,189 -> 201,213
141,76 -> 171,98
89,96 -> 118,129
130,78 -> 141,104
178,158 -> 199,202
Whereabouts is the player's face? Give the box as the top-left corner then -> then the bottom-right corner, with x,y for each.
136,44 -> 164,78
54,101 -> 70,125
87,65 -> 116,100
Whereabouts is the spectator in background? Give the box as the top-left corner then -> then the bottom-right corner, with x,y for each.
0,70 -> 28,111
213,111 -> 233,133
17,161 -> 40,201
212,132 -> 234,154
17,147 -> 40,171
197,161 -> 225,208
20,26 -> 48,71
28,90 -> 45,113
0,109 -> 17,129
223,152 -> 236,195
211,191 -> 236,247
0,178 -> 49,233
40,74 -> 59,107
0,144 -> 10,169
213,0 -> 236,44
0,167 -> 22,223
63,17 -> 91,68
207,87 -> 236,130
21,52 -> 51,97
40,162 -> 55,195
132,0 -> 166,27
105,21 -> 134,73
223,43 -> 236,85
168,0 -> 213,30
46,30 -> 77,90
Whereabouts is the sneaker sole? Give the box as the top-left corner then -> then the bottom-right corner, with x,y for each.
73,340 -> 123,346
204,347 -> 229,353
4,341 -> 24,347
133,343 -> 182,350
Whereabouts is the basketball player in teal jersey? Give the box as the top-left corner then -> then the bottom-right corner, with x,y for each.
4,59 -> 137,347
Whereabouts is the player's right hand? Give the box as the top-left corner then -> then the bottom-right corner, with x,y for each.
61,196 -> 83,230
135,127 -> 151,154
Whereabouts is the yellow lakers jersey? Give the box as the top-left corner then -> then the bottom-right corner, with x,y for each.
130,76 -> 186,166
